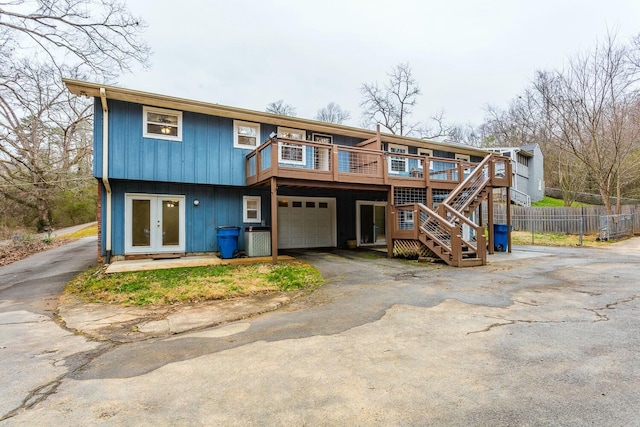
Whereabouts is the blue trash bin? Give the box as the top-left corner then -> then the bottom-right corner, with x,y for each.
493,224 -> 509,252
216,226 -> 240,259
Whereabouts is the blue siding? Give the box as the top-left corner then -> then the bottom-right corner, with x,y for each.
103,101 -> 253,186
104,180 -> 269,256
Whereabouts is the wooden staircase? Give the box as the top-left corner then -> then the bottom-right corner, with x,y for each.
414,154 -> 495,267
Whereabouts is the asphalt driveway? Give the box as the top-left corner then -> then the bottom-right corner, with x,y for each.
2,239 -> 640,425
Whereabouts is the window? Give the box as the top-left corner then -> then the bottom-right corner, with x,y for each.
243,196 -> 261,223
278,141 -> 306,165
278,127 -> 306,140
143,106 -> 182,141
234,120 -> 261,149
277,127 -> 306,165
417,148 -> 433,170
312,133 -> 333,144
399,209 -> 414,230
387,143 -> 408,174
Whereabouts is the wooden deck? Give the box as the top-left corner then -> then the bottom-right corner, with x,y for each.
246,137 -> 510,190
245,137 -> 512,266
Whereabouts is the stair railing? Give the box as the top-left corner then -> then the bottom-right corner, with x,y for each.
441,154 -> 492,215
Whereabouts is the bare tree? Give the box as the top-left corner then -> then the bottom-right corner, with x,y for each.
0,61 -> 94,229
446,122 -> 482,147
266,100 -> 297,117
533,34 -> 640,214
0,0 -> 149,230
0,0 -> 150,78
360,63 -> 422,136
316,102 -> 351,124
360,63 -> 451,139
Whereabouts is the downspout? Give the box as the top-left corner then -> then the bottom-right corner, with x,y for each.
100,88 -> 112,264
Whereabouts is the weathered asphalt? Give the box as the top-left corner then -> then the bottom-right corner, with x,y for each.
1,237 -> 639,425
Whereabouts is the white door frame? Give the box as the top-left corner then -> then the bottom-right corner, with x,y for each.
125,193 -> 186,254
356,201 -> 387,247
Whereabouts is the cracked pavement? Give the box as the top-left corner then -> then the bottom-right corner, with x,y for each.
1,237 -> 640,425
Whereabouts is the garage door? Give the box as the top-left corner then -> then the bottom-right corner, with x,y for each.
277,197 -> 336,249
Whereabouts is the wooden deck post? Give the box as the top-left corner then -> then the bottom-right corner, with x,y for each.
387,185 -> 394,258
270,177 -> 278,264
506,186 -> 512,253
488,188 -> 494,255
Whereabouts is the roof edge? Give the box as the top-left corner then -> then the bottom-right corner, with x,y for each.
62,78 -> 488,156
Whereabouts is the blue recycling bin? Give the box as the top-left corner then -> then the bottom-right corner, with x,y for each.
216,226 -> 240,259
493,224 -> 509,252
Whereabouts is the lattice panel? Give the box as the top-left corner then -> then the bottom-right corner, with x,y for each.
394,187 -> 426,205
393,239 -> 436,258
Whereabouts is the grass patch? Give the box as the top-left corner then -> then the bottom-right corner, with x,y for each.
61,224 -> 98,238
66,260 -> 324,306
511,230 -> 611,247
531,196 -> 588,207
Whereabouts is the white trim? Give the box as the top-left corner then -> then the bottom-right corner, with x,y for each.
417,148 -> 433,170
455,153 -> 471,162
143,106 -> 182,142
356,201 -> 387,247
243,195 -> 262,223
387,143 -> 408,174
125,193 -> 186,254
233,120 -> 261,149
277,126 -> 306,140
278,141 -> 306,165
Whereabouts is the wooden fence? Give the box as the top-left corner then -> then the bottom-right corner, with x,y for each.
490,205 -> 640,235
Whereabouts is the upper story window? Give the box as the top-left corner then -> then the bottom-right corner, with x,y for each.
278,127 -> 306,140
234,120 -> 261,149
312,133 -> 333,144
517,153 -> 530,167
143,106 -> 182,141
387,143 -> 408,174
417,148 -> 433,170
277,127 -> 306,165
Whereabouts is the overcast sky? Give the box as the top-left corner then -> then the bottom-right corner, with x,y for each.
120,0 -> 640,129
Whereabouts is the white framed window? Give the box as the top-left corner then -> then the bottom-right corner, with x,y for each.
417,148 -> 433,170
387,143 -> 408,174
234,120 -> 261,149
278,141 -> 306,165
399,209 -> 414,230
143,106 -> 182,141
243,195 -> 261,223
277,126 -> 306,140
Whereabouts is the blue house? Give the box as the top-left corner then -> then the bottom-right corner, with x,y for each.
64,80 -> 512,267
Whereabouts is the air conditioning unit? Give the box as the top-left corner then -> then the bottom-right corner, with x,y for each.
245,228 -> 271,257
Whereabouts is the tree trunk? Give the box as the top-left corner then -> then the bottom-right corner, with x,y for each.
36,198 -> 51,232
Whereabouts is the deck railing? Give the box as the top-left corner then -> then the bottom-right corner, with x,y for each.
245,137 -> 491,188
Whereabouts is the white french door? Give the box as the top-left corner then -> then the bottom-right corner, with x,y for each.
125,194 -> 185,254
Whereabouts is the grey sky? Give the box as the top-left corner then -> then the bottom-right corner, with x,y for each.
120,0 -> 640,129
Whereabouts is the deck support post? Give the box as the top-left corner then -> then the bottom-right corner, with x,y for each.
506,186 -> 512,253
488,188 -> 494,255
271,177 -> 278,264
387,185 -> 394,258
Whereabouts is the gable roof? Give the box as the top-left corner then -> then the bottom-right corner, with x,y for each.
63,78 -> 488,156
